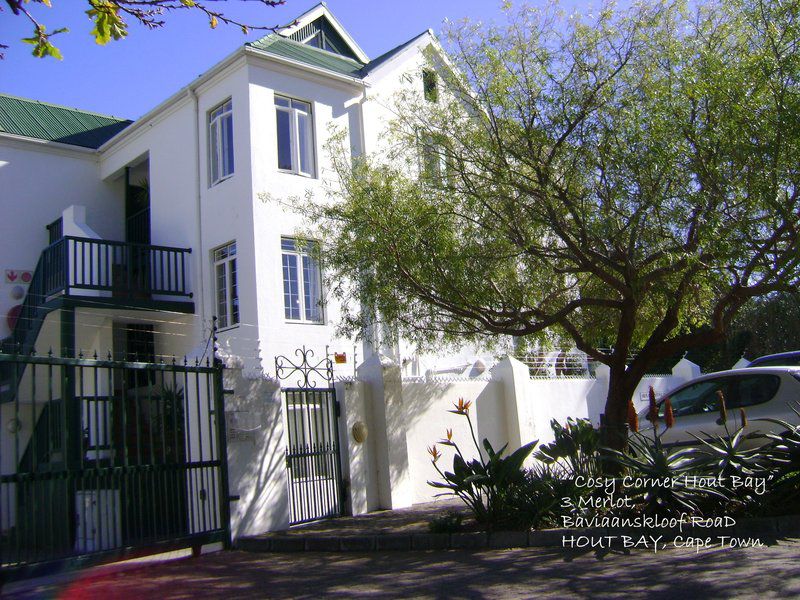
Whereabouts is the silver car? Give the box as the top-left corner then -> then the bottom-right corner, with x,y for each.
640,367 -> 800,447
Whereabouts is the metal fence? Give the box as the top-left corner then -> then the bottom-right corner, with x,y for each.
0,351 -> 229,581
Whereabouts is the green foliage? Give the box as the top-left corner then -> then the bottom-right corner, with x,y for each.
535,418 -> 602,478
508,463 -> 597,529
428,404 -> 538,530
312,0 -> 800,449
5,0 -> 284,60
427,510 -> 464,533
752,408 -> 800,511
604,429 -> 726,516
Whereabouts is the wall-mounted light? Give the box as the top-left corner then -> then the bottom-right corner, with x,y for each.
351,421 -> 368,444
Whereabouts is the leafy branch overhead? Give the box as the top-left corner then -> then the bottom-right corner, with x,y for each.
2,0 -> 287,60
313,0 -> 800,452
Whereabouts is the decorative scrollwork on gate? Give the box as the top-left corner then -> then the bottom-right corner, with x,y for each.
275,346 -> 334,388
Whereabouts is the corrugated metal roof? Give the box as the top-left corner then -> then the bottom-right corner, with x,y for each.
247,34 -> 365,77
0,94 -> 131,149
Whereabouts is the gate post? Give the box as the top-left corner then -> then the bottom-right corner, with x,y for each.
211,319 -> 232,549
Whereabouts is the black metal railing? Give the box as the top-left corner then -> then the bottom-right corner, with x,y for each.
3,237 -> 192,357
0,351 -> 229,579
275,347 -> 345,525
64,236 -> 191,299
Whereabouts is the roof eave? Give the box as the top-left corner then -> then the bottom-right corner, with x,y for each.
97,46 -> 248,153
0,131 -> 99,155
244,45 -> 367,87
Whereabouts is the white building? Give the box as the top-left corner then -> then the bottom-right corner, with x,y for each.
0,3 -> 475,554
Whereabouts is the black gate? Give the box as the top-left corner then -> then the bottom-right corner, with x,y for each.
0,351 -> 230,581
276,347 -> 344,525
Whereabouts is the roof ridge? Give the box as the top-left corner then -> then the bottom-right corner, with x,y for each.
0,93 -> 131,123
360,29 -> 433,75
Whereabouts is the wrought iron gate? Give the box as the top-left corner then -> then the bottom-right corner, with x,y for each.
276,347 -> 344,525
0,351 -> 230,581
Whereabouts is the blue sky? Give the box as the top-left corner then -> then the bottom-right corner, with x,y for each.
0,0 -> 532,119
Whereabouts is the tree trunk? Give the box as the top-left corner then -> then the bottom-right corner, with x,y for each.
600,366 -> 641,473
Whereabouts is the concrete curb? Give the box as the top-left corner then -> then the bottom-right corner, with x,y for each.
235,515 -> 800,554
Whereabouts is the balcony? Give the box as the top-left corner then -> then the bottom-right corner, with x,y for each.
4,236 -> 193,355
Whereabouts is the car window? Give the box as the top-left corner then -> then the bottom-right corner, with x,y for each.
663,378 -> 729,417
749,356 -> 800,367
729,374 -> 781,407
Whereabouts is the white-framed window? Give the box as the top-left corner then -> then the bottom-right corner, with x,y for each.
213,241 -> 239,329
275,95 -> 315,177
423,69 -> 439,102
420,133 -> 449,185
281,237 -> 323,323
209,99 -> 234,186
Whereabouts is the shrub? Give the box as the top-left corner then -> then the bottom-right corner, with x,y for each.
534,418 -> 602,478
428,510 -> 464,533
427,398 -> 537,530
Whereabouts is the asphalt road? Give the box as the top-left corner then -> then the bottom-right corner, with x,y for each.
8,541 -> 800,599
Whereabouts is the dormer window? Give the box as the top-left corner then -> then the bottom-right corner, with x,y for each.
287,16 -> 360,61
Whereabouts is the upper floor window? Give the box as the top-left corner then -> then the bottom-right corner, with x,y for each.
275,95 -> 315,177
209,99 -> 234,186
420,133 -> 450,186
213,241 -> 239,329
281,237 -> 323,323
423,69 -> 439,103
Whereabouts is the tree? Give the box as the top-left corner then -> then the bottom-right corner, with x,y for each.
2,0 -> 286,59
313,0 -> 800,451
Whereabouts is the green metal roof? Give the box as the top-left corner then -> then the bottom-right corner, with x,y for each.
248,34 -> 365,77
248,30 -> 432,81
0,94 -> 131,149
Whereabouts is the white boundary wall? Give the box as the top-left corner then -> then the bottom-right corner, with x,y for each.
338,355 -> 701,511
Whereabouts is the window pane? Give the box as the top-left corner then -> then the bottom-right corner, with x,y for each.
223,113 -> 234,177
297,111 -> 312,176
282,254 -> 300,320
216,262 -> 228,329
302,254 -> 322,322
275,95 -> 290,108
732,375 -> 780,408
666,380 -> 724,416
210,120 -> 220,183
276,108 -> 293,170
281,238 -> 297,252
292,99 -> 311,112
230,257 -> 239,325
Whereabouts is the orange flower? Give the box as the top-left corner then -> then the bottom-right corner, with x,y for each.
717,390 -> 727,423
646,386 -> 659,423
627,397 -> 639,433
450,397 -> 472,415
428,445 -> 441,463
664,398 -> 675,429
439,428 -> 455,445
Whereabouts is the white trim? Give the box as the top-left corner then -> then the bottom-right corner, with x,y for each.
244,46 -> 366,88
361,31 -> 435,81
278,3 -> 370,63
97,48 -> 248,154
0,132 -> 98,157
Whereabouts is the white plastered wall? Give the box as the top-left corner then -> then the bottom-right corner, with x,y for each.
0,139 -> 123,339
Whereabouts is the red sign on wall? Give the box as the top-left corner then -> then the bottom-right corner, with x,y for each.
5,270 -> 33,284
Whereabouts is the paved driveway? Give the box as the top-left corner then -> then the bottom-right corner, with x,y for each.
8,541 -> 800,599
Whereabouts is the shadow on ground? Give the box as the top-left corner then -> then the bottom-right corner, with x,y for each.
14,541 -> 800,599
